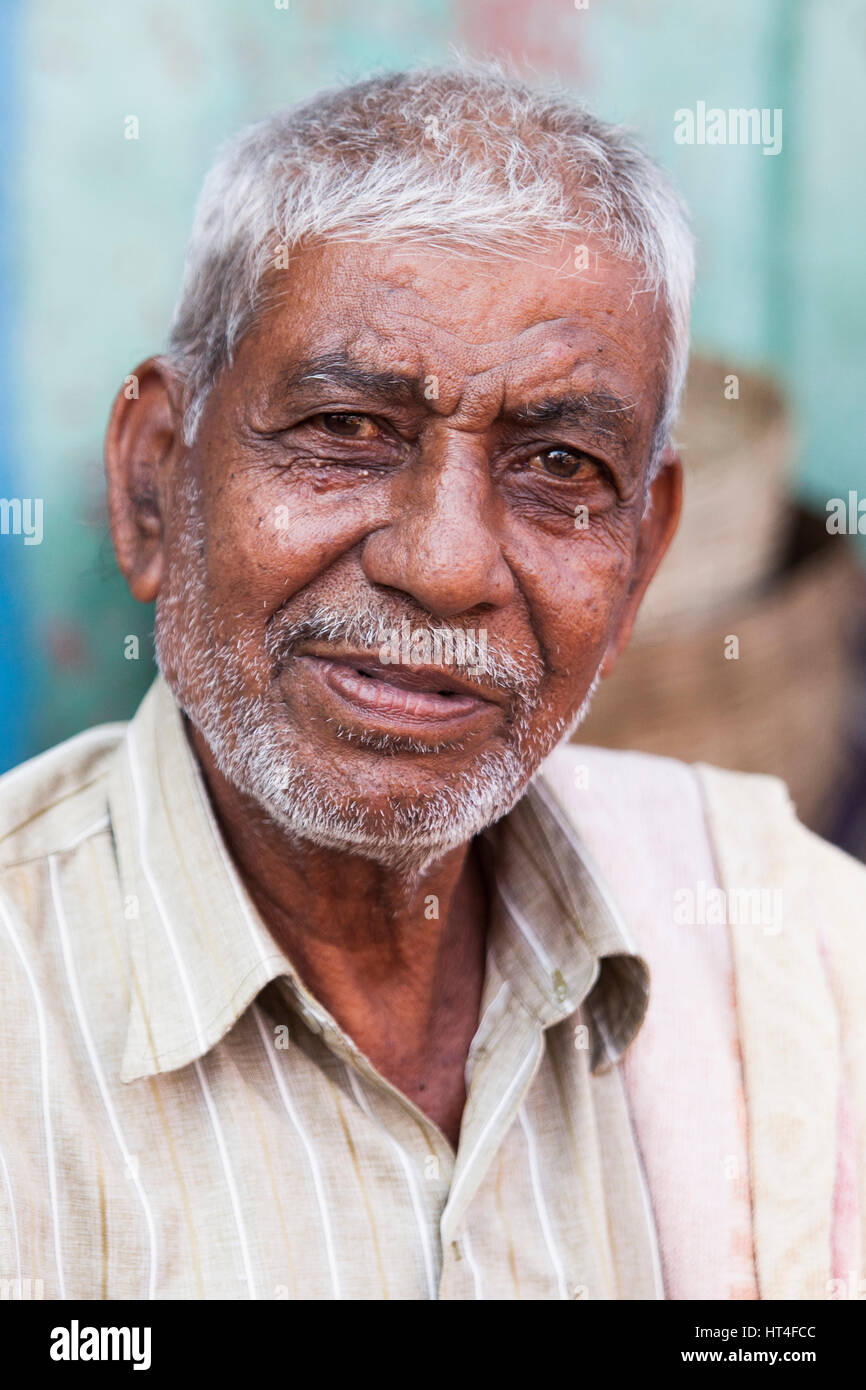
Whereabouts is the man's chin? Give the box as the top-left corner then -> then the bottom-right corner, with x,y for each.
325,724 -> 473,757
263,807 -> 469,874
229,736 -> 536,872
168,666 -> 588,870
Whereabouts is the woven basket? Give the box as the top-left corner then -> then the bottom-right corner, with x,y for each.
636,356 -> 792,633
575,524 -> 862,832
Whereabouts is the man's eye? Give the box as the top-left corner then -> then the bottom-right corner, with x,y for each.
315,412 -> 380,439
528,447 -> 590,479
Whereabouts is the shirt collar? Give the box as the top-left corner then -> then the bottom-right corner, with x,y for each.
479,774 -> 649,1071
109,675 -> 298,1082
110,674 -> 648,1082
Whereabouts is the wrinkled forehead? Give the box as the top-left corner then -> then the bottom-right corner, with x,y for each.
233,237 -> 668,441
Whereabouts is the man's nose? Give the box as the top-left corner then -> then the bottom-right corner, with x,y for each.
361,448 -> 515,618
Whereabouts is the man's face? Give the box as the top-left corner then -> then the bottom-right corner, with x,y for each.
145,238 -> 678,866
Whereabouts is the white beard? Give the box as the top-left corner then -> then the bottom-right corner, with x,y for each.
155,474 -> 601,874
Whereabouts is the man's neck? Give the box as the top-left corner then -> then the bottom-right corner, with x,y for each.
188,724 -> 489,1148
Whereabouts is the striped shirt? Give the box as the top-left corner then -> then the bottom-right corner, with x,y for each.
0,673 -> 662,1300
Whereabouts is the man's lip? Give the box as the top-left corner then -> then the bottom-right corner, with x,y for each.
292,652 -> 502,728
293,644 -> 505,705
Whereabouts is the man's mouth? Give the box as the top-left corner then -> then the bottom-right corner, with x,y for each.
291,647 -> 504,734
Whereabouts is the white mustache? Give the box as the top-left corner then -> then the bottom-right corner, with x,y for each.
267,603 -> 544,702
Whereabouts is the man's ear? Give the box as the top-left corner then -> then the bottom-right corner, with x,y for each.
599,449 -> 683,678
104,357 -> 185,603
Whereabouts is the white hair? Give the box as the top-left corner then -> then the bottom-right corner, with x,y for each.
166,59 -> 694,476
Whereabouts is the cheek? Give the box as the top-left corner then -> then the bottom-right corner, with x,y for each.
530,532 -> 636,682
198,477 -> 377,614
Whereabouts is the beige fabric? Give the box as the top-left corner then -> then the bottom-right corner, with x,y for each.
546,750 -> 866,1301
696,764 -> 866,1301
0,675 -> 662,1301
542,745 -> 759,1299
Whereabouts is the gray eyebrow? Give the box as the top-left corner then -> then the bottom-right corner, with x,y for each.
271,352 -> 424,406
271,355 -> 639,449
507,391 -> 638,447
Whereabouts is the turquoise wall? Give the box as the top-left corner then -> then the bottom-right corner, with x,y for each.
2,0 -> 864,765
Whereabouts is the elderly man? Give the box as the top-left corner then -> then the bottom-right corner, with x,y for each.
0,65 -> 863,1303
